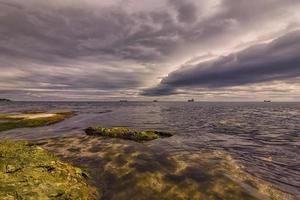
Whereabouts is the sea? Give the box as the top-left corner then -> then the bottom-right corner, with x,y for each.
0,101 -> 299,198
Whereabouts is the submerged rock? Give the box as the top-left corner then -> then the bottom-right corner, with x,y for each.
0,140 -> 99,200
0,111 -> 74,132
85,127 -> 173,142
40,136 -> 295,200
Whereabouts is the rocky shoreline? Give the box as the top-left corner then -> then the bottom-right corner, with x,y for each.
0,140 -> 99,199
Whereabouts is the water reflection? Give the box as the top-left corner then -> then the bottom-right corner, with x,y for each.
38,136 -> 292,200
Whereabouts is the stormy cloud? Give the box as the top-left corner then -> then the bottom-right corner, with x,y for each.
142,30 -> 300,96
0,0 -> 300,100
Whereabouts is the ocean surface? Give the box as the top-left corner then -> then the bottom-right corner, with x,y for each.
0,101 -> 299,198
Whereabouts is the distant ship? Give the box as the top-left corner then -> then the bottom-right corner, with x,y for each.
119,100 -> 128,102
153,100 -> 158,102
263,100 -> 271,103
187,99 -> 194,102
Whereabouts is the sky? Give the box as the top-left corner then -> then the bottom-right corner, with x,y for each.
0,0 -> 300,101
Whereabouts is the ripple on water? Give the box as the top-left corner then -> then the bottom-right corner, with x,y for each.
38,136 -> 295,200
0,101 -> 299,198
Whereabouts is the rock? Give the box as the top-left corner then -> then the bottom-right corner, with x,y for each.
0,140 -> 100,199
0,111 -> 75,132
85,127 -> 173,142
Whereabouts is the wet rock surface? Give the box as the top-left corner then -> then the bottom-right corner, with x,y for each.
0,140 -> 99,200
85,126 -> 173,142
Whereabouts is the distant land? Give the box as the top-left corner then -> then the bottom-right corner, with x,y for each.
0,98 -> 11,102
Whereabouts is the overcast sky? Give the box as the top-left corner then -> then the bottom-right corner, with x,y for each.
0,0 -> 300,101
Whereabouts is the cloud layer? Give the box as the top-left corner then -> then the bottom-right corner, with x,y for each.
0,0 -> 300,100
143,30 -> 300,96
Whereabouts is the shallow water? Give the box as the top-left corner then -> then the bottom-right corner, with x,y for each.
0,101 -> 299,198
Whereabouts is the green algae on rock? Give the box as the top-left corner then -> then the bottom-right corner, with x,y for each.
0,140 -> 99,200
85,127 -> 173,142
0,111 -> 74,132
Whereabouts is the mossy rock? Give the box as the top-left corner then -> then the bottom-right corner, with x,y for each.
85,127 -> 173,142
0,140 -> 99,200
0,111 -> 74,132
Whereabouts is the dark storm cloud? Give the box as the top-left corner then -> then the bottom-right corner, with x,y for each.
0,0 -> 182,63
142,30 -> 300,96
0,0 -> 300,100
142,84 -> 177,96
2,0 -> 296,65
